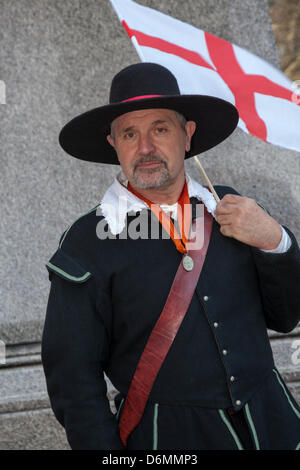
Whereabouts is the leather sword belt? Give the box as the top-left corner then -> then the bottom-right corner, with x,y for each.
118,206 -> 214,447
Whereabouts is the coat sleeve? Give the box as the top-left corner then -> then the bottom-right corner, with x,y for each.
41,248 -> 124,450
250,226 -> 300,334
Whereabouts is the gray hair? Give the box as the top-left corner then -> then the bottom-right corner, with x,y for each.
109,110 -> 187,140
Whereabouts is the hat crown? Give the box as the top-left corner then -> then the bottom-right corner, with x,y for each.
59,62 -> 239,164
109,63 -> 180,104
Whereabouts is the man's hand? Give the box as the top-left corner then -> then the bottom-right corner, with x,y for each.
215,194 -> 282,250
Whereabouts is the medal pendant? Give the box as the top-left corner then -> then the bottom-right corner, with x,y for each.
183,254 -> 194,271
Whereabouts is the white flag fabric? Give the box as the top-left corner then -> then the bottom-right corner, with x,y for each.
109,0 -> 300,153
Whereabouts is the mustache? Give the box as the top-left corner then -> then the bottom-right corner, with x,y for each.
134,155 -> 167,169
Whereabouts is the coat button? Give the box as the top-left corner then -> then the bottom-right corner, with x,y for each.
203,296 -> 209,301
230,376 -> 235,382
222,349 -> 228,355
235,400 -> 241,406
213,322 -> 218,328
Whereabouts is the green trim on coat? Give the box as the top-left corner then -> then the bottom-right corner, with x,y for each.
245,403 -> 260,450
218,409 -> 244,450
116,398 -> 125,422
257,202 -> 270,215
46,261 -> 91,283
153,403 -> 159,450
273,369 -> 300,419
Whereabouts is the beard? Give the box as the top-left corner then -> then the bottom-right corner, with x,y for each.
130,154 -> 171,190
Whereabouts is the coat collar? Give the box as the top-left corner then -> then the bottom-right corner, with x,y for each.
99,170 -> 217,235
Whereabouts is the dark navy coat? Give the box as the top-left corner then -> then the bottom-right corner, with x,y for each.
41,186 -> 300,450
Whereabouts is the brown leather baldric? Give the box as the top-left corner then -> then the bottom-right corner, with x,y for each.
119,206 -> 214,447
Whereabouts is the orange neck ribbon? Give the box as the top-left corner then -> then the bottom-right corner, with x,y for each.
127,181 -> 192,254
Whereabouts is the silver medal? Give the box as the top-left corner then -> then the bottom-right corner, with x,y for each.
183,254 -> 194,271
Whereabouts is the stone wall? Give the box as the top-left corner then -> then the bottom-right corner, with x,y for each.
0,0 -> 299,450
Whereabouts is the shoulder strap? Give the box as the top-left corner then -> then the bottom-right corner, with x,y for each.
119,206 -> 214,447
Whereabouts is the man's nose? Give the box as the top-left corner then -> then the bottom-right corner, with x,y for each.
138,132 -> 156,155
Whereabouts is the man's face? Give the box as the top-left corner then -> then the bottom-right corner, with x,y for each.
107,108 -> 196,190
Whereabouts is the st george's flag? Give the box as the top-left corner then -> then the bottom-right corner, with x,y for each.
109,0 -> 300,153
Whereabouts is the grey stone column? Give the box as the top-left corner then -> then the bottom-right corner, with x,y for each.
0,0 -> 299,450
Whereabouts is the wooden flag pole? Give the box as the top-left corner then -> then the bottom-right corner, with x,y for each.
193,156 -> 220,203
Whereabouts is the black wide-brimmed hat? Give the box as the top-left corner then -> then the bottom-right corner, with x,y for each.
59,63 -> 239,165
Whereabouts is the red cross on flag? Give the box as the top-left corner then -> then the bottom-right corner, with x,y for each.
109,0 -> 300,153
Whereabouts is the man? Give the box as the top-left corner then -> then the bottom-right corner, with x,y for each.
42,63 -> 300,450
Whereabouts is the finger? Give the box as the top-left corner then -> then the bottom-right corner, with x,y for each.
221,194 -> 242,204
215,205 -> 233,216
216,195 -> 245,216
216,195 -> 241,213
219,224 -> 233,237
216,215 -> 232,225
215,201 -> 237,216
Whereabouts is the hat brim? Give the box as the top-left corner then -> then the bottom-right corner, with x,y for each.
58,95 -> 239,164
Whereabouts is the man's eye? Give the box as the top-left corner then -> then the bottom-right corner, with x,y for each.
156,127 -> 167,134
124,132 -> 135,139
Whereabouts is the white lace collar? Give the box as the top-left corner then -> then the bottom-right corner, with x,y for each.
99,170 -> 217,235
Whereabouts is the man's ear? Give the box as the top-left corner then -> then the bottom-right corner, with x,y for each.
106,135 -> 115,148
185,121 -> 196,152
